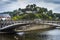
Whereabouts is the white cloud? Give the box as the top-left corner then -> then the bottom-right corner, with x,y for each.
0,0 -> 60,13
36,2 -> 60,13
18,0 -> 60,13
0,0 -> 29,12
2,0 -> 8,1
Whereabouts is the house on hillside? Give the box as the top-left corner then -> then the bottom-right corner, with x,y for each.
25,8 -> 37,13
0,14 -> 11,21
25,10 -> 33,13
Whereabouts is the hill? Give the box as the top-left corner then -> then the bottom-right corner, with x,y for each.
0,4 -> 60,21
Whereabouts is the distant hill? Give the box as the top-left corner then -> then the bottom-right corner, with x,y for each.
0,4 -> 60,20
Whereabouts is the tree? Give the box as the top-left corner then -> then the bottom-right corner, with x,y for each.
47,10 -> 53,15
33,4 -> 36,7
42,8 -> 48,12
22,13 -> 37,20
18,8 -> 21,11
26,5 -> 30,9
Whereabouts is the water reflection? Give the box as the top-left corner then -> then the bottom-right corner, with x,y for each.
39,29 -> 60,35
0,34 -> 16,40
0,29 -> 60,40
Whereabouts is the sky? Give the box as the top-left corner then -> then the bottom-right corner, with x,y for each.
0,0 -> 60,13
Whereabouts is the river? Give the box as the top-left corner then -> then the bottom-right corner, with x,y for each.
0,28 -> 60,40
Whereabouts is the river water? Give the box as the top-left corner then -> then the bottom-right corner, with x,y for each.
0,29 -> 60,40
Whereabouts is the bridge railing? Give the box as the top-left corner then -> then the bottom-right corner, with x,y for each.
0,20 -> 60,28
0,20 -> 33,28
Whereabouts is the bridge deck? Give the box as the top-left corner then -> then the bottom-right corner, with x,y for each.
43,23 -> 60,27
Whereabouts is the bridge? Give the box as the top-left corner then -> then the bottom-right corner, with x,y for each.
0,20 -> 32,33
41,22 -> 60,27
0,20 -> 60,33
0,23 -> 30,31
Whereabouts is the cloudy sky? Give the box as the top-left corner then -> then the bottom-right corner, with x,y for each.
0,0 -> 60,13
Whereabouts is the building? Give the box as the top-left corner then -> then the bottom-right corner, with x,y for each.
0,14 -> 11,21
25,11 -> 33,13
